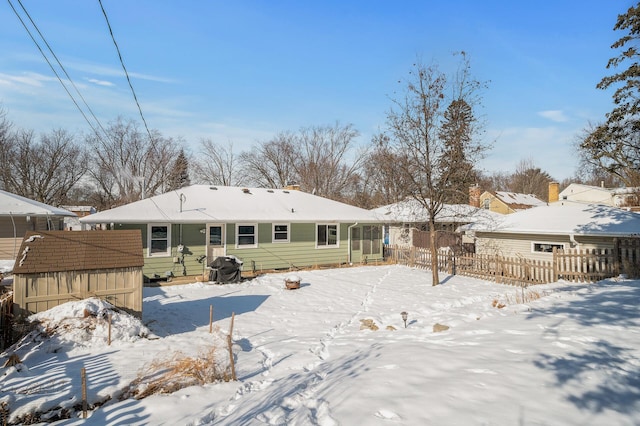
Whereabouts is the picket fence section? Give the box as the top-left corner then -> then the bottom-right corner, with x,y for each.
385,237 -> 640,286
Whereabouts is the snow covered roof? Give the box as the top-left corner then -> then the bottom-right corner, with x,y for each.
462,201 -> 640,237
371,198 -> 502,225
0,190 -> 76,217
80,185 -> 381,224
491,191 -> 546,209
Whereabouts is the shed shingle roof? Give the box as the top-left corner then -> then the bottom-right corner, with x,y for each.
12,230 -> 143,274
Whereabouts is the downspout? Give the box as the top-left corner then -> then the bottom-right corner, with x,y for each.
569,233 -> 578,249
347,222 -> 358,264
9,212 -> 16,259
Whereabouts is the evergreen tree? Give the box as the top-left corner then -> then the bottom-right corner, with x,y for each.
167,149 -> 191,190
579,3 -> 640,186
438,99 -> 479,204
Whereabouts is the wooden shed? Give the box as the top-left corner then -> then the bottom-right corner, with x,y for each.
12,230 -> 144,319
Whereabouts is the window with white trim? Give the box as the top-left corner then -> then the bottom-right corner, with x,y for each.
317,224 -> 338,248
236,224 -> 257,248
148,224 -> 171,257
532,242 -> 564,253
272,223 -> 290,243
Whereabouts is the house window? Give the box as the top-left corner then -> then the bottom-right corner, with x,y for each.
209,226 -> 223,246
363,225 -> 381,255
148,224 -> 171,256
482,198 -> 490,209
273,223 -> 290,243
236,224 -> 257,248
532,242 -> 564,253
317,224 -> 338,248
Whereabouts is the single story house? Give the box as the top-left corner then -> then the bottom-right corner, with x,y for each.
559,183 -> 639,211
61,205 -> 98,230
12,230 -> 144,318
0,190 -> 76,261
79,185 -> 384,280
372,198 -> 501,249
461,201 -> 640,262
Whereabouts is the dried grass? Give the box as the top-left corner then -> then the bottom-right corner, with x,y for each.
493,289 -> 542,309
124,340 -> 231,400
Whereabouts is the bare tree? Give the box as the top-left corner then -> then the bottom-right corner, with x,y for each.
508,158 -> 555,200
359,133 -> 413,207
293,122 -> 364,201
192,139 -> 244,186
0,128 -> 88,205
386,53 -> 489,285
239,123 -> 363,202
85,117 -> 181,208
239,132 -> 298,188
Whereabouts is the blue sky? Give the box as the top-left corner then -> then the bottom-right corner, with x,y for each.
0,1 -> 632,181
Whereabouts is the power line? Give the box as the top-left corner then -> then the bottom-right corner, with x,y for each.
11,0 -> 111,142
7,0 -> 110,143
98,0 -> 154,143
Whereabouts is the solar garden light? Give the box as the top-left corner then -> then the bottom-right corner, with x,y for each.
401,311 -> 408,328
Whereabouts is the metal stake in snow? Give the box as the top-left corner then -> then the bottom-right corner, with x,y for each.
401,311 -> 408,328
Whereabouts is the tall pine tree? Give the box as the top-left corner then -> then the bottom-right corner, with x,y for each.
166,149 -> 191,191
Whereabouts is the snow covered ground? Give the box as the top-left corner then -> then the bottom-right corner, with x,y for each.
1,265 -> 639,425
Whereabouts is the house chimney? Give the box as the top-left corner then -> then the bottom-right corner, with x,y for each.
548,182 -> 559,203
469,184 -> 481,208
283,184 -> 301,191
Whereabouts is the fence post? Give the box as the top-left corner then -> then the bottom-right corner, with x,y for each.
81,367 -> 87,419
552,248 -> 559,282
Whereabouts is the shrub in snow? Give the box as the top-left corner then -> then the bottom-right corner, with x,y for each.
123,328 -> 232,399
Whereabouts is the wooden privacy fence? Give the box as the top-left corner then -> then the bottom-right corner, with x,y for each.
385,237 -> 640,286
1,292 -> 12,350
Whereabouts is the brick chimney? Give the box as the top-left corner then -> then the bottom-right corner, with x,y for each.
469,184 -> 481,208
548,182 -> 559,203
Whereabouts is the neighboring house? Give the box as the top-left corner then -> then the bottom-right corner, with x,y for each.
372,198 -> 500,249
559,183 -> 640,211
79,185 -> 384,280
0,190 -> 76,261
461,201 -> 640,262
478,191 -> 546,214
62,205 -> 98,230
12,230 -> 144,318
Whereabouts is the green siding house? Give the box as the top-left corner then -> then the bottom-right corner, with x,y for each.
80,185 -> 383,280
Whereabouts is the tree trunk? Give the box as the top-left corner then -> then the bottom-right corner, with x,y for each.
429,221 -> 440,285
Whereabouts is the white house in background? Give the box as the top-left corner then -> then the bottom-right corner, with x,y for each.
461,201 -> 640,262
0,190 -> 76,260
61,205 -> 98,230
372,198 -> 501,249
559,183 -> 640,211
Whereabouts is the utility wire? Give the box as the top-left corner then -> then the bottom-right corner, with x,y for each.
7,0 -> 108,143
98,0 -> 154,143
12,0 -> 111,143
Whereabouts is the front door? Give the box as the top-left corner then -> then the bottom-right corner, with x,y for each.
206,224 -> 225,263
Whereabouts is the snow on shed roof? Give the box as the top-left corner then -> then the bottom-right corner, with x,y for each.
492,191 -> 546,209
80,185 -> 381,224
462,201 -> 640,237
0,190 -> 76,217
371,198 -> 501,224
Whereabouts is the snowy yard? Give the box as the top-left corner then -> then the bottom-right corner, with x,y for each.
1,265 -> 639,425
